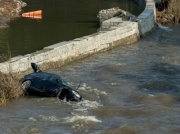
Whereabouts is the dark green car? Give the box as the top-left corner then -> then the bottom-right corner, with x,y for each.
21,63 -> 82,102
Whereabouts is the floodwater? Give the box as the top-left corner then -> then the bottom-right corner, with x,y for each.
0,25 -> 179,133
0,0 -> 142,57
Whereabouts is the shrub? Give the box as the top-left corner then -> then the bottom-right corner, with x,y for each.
0,72 -> 24,106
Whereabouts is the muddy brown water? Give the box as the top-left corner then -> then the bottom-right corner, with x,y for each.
0,25 -> 179,134
0,0 -> 180,133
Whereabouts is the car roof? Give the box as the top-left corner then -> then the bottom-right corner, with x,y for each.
26,72 -> 60,80
25,72 -> 69,86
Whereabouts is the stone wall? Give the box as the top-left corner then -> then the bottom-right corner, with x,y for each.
0,0 -> 156,74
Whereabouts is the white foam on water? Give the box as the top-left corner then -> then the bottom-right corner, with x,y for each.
29,117 -> 37,121
92,88 -> 107,95
157,23 -> 173,32
63,115 -> 102,123
116,63 -> 127,66
79,83 -> 107,95
69,82 -> 107,97
72,83 -> 105,113
38,115 -> 60,122
78,83 -> 92,90
73,100 -> 103,112
111,82 -> 118,85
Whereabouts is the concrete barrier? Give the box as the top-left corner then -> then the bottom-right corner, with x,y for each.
138,0 -> 156,35
0,0 -> 156,74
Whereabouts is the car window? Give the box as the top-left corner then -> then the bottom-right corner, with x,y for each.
61,78 -> 68,86
47,75 -> 68,86
55,77 -> 69,86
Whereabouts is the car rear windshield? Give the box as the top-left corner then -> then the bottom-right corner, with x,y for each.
48,75 -> 68,86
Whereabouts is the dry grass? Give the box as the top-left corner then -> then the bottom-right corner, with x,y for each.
168,0 -> 180,23
0,72 -> 24,106
0,43 -> 24,106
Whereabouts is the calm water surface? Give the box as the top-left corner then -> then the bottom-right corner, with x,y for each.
0,0 -> 142,56
0,25 -> 179,134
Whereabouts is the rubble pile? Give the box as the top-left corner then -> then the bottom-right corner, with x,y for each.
97,7 -> 137,24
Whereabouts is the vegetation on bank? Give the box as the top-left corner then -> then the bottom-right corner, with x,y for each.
156,0 -> 180,24
168,0 -> 180,23
0,44 -> 24,106
0,72 -> 24,106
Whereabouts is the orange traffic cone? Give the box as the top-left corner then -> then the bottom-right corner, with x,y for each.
22,10 -> 42,19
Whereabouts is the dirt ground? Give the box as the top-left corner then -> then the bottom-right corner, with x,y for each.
0,0 -> 26,29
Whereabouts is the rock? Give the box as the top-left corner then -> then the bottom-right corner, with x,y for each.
0,0 -> 27,29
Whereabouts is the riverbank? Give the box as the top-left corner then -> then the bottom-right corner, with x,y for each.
156,0 -> 180,24
0,72 -> 23,106
0,0 -> 26,28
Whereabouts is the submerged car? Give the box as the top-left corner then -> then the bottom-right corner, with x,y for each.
21,63 -> 82,102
